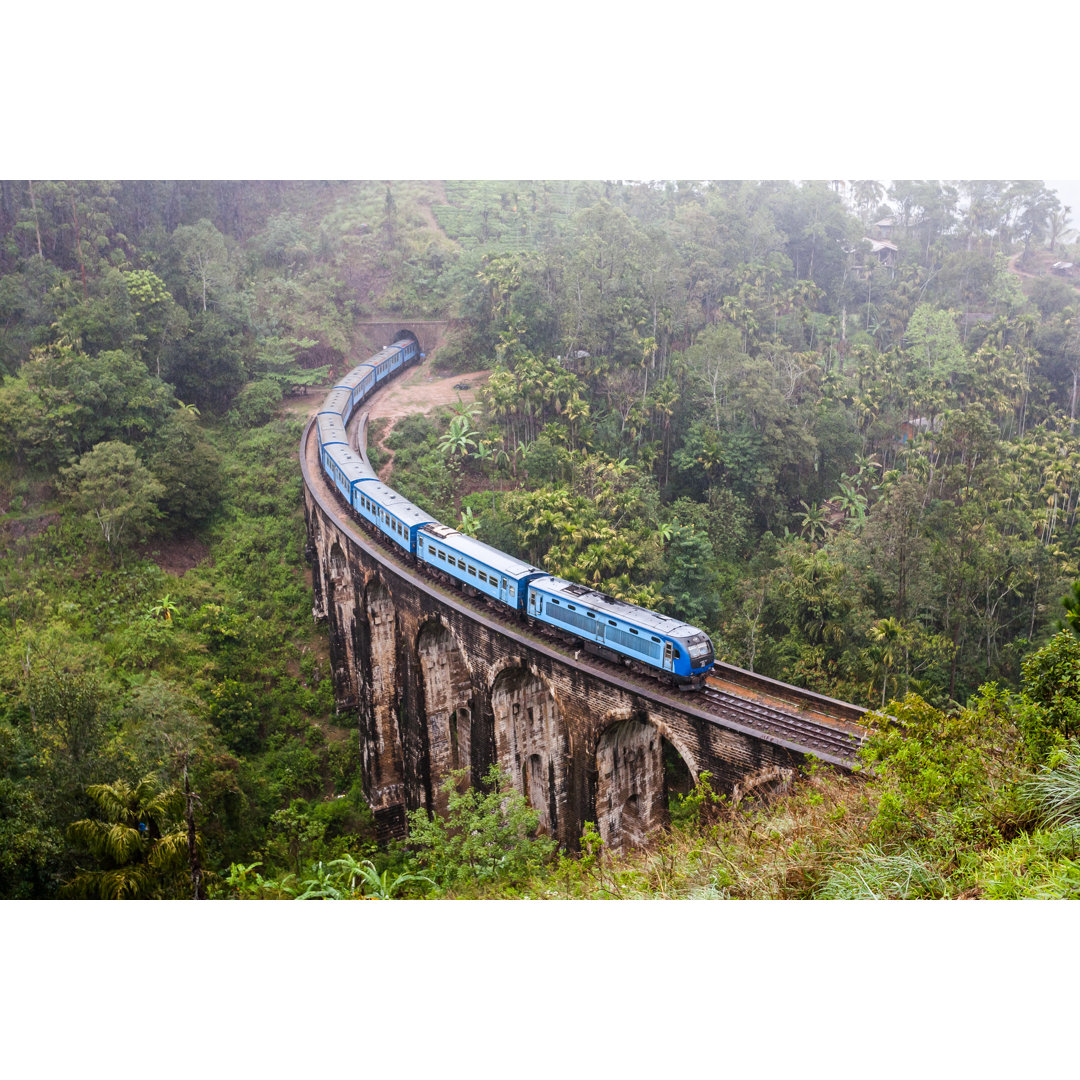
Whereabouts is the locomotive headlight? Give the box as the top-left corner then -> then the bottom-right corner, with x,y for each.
689,643 -> 710,658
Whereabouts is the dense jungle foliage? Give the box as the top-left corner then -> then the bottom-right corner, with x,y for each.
4,178 -> 1080,899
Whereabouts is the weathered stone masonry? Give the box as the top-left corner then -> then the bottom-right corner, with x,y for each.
304,451 -> 804,849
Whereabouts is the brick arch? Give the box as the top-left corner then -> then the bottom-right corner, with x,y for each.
324,538 -> 358,706
328,539 -> 347,583
393,328 -> 421,354
594,716 -> 696,851
360,575 -> 405,820
490,664 -> 566,837
416,617 -> 474,811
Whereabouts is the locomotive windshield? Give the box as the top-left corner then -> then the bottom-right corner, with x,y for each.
687,633 -> 714,661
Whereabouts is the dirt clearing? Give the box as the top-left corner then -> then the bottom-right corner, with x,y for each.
361,360 -> 490,479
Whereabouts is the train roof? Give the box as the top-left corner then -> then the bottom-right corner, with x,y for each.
316,413 -> 348,441
529,576 -> 702,638
362,482 -> 437,528
321,388 -> 352,415
369,345 -> 403,365
323,442 -> 377,482
420,522 -> 544,579
333,363 -> 377,390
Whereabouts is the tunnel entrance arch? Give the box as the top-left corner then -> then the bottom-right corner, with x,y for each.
392,328 -> 421,356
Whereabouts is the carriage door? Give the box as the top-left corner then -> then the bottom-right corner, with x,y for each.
663,641 -> 674,671
500,576 -> 510,606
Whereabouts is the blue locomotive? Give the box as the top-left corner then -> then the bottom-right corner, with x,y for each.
316,337 -> 715,688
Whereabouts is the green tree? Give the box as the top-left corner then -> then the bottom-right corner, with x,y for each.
404,765 -> 556,893
164,310 -> 246,414
249,336 -> 329,394
123,268 -> 189,376
62,775 -> 193,899
144,408 -> 222,530
171,218 -> 232,313
0,344 -> 174,469
1057,581 -> 1080,639
439,414 -> 479,459
860,690 -> 1025,848
905,303 -> 965,378
62,441 -> 165,564
1018,632 -> 1080,761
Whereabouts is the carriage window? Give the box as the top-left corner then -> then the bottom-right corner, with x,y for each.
587,612 -> 595,618
651,636 -> 661,643
438,551 -> 446,561
478,571 -> 488,582
568,604 -> 576,611
630,628 -> 638,635
608,620 -> 616,626
468,567 -> 476,577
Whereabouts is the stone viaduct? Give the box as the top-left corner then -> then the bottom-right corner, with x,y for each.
302,330 -> 863,850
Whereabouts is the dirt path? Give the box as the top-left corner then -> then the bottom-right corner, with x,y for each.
287,359 -> 490,482
1008,250 -> 1039,280
416,180 -> 449,235
1008,249 -> 1080,298
364,361 -> 490,480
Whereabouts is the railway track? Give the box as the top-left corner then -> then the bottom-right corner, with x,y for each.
700,685 -> 867,763
303,396 -> 872,772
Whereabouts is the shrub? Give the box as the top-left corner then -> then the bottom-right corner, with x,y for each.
403,765 -> 556,893
230,379 -> 283,428
813,846 -> 948,899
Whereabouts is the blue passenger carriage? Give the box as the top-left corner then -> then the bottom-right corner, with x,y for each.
316,412 -> 349,454
323,442 -> 377,503
417,523 -> 545,610
321,387 -> 354,422
527,577 -> 715,686
351,481 -> 436,555
333,362 -> 379,420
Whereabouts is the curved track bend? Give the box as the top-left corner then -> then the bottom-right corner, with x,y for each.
301,378 -> 871,771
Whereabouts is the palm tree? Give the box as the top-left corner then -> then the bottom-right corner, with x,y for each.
797,501 -> 828,543
439,416 -> 479,460
149,594 -> 178,622
471,441 -> 498,509
834,482 -> 869,529
458,506 -> 479,537
1047,207 -> 1074,253
62,775 -> 192,899
850,180 -> 886,225
869,617 -> 907,707
1057,581 -> 1080,638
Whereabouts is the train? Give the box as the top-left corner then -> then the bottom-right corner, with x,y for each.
315,337 -> 716,688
